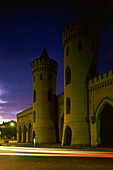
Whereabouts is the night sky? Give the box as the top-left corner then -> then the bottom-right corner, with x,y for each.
0,0 -> 113,123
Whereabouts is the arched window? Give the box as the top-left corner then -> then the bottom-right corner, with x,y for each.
33,89 -> 36,103
65,66 -> 71,85
40,73 -> 42,80
66,46 -> 69,56
78,41 -> 82,51
33,111 -> 36,122
66,97 -> 71,114
48,88 -> 52,101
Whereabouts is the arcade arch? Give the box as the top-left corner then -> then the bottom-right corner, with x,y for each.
23,124 -> 27,143
28,123 -> 32,143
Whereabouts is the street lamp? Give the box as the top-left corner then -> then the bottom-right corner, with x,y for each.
10,122 -> 15,127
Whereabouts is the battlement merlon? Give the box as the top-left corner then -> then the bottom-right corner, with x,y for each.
31,57 -> 58,75
61,10 -> 100,48
88,69 -> 113,89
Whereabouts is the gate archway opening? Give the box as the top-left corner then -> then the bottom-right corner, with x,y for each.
61,114 -> 64,141
97,102 -> 113,147
23,124 -> 27,143
64,126 -> 72,145
19,126 -> 22,143
28,123 -> 32,143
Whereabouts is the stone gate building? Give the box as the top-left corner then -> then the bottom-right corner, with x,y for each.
17,9 -> 113,147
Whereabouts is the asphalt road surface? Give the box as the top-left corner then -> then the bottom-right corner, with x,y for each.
0,146 -> 113,169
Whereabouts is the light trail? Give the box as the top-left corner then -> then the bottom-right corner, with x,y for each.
0,146 -> 113,158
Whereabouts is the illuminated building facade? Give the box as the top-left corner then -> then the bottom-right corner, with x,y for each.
0,120 -> 17,140
17,10 -> 113,147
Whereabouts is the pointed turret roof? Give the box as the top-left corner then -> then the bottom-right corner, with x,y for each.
40,48 -> 49,59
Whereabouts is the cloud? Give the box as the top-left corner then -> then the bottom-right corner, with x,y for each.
0,99 -> 8,104
0,117 -> 13,124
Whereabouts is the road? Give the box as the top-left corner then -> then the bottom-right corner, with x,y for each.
0,146 -> 113,158
0,146 -> 113,169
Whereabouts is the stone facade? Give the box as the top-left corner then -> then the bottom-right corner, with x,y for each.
17,107 -> 33,143
17,9 -> 113,147
89,70 -> 113,147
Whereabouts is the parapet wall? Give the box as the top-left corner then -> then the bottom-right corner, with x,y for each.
88,69 -> 113,91
62,13 -> 100,48
17,107 -> 33,119
31,57 -> 58,75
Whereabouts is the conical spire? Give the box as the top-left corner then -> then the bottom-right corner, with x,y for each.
40,48 -> 49,59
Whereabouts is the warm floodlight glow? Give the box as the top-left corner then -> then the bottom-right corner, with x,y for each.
10,122 -> 15,127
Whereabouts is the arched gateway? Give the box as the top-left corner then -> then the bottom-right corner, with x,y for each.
96,98 -> 113,147
18,126 -> 22,143
64,126 -> 72,145
89,69 -> 113,147
28,123 -> 32,143
89,95 -> 113,147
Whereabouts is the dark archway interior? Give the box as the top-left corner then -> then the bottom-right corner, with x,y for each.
61,114 -> 64,142
33,130 -> 35,139
19,126 -> 21,143
64,126 -> 72,145
23,125 -> 27,143
100,103 -> 113,147
28,123 -> 32,143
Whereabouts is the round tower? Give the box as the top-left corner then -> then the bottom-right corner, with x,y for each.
61,9 -> 100,145
31,48 -> 58,143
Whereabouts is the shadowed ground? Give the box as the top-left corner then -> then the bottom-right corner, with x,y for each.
0,156 -> 113,170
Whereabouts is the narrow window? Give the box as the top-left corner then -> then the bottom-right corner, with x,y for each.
40,58 -> 42,62
49,74 -> 52,81
40,73 -> 42,80
92,42 -> 96,52
101,74 -> 103,79
78,41 -> 82,51
33,111 -> 36,122
65,66 -> 71,85
33,89 -> 36,103
106,72 -> 108,77
48,88 -> 52,101
66,97 -> 71,114
33,76 -> 35,82
66,46 -> 69,56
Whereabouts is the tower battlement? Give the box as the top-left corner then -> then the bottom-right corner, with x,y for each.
61,9 -> 100,48
31,49 -> 58,75
88,69 -> 113,90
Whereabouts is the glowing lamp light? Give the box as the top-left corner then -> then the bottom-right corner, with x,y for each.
10,122 -> 15,127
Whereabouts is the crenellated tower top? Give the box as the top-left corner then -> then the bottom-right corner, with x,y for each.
31,48 -> 58,75
61,9 -> 100,48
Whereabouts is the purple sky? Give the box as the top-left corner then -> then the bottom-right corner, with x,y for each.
0,0 -> 113,123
